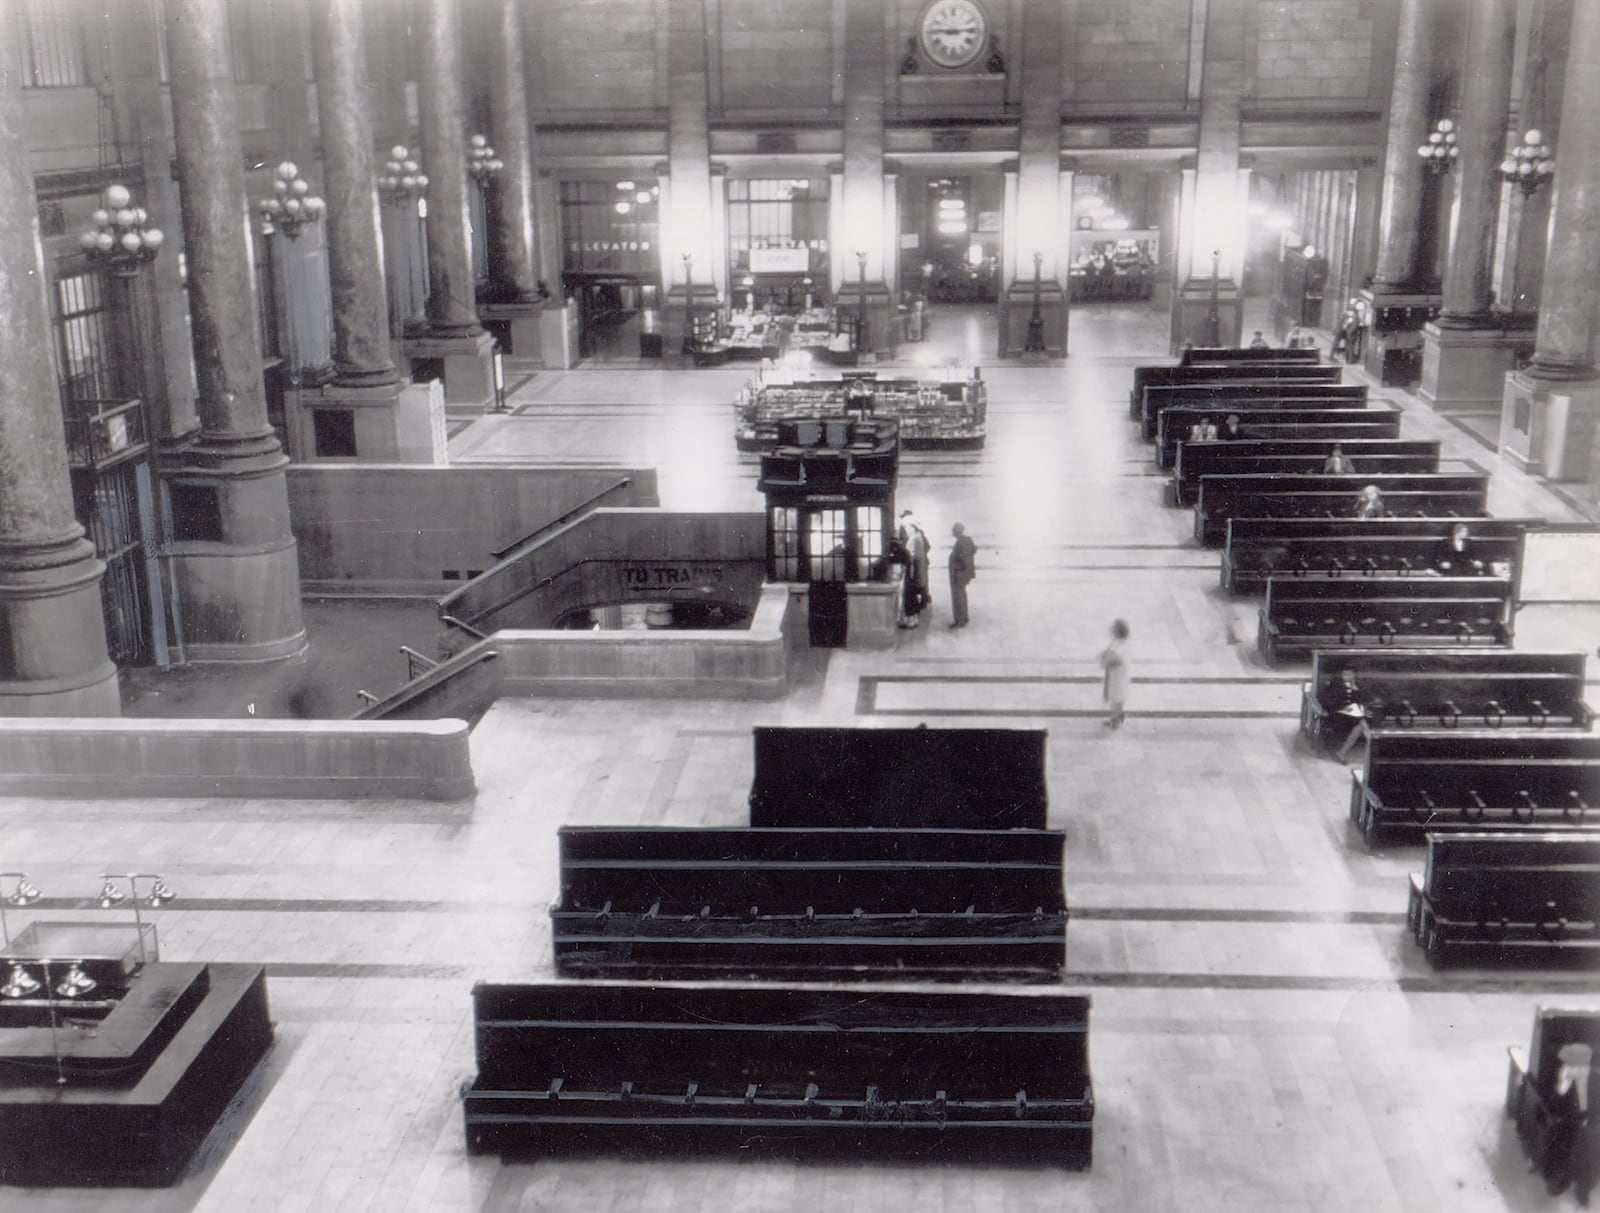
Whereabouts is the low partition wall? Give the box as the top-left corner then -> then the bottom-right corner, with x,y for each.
289,464 -> 660,595
0,718 -> 474,801
369,584 -> 794,721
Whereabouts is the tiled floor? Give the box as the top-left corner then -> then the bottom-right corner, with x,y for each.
3,299 -> 1598,1212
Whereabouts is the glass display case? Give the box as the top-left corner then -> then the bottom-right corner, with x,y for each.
735,363 -> 986,450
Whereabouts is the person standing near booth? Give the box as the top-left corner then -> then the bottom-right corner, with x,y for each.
948,523 -> 977,629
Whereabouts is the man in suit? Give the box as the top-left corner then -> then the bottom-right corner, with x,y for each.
948,523 -> 977,629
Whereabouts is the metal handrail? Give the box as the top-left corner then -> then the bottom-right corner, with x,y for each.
488,476 -> 634,561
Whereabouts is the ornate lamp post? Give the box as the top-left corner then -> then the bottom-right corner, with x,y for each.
1499,129 -> 1556,197
855,250 -> 869,352
257,161 -> 326,239
466,134 -> 503,190
1418,118 -> 1460,176
377,144 -> 430,209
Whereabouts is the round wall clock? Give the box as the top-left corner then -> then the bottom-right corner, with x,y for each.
918,0 -> 988,70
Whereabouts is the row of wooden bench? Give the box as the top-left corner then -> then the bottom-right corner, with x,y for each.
464,727 -> 1094,1167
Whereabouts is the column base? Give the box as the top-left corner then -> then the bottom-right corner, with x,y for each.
289,379 -> 446,464
478,300 -> 551,362
164,452 -> 307,664
404,330 -> 497,412
1359,287 -> 1440,386
1170,278 -> 1242,352
999,280 -> 1066,357
0,532 -> 120,716
1499,366 -> 1600,481
1418,319 -> 1535,414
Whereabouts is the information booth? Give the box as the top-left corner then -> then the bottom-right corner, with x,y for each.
757,416 -> 899,648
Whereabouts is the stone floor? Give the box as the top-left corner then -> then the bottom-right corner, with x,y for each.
3,299 -> 1598,1212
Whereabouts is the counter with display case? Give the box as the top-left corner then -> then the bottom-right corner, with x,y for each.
735,367 -> 986,451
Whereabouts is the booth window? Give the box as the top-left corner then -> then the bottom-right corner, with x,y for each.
855,506 -> 884,578
770,506 -> 802,581
808,509 -> 848,582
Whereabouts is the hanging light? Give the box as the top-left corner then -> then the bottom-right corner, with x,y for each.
77,183 -> 164,270
1499,128 -> 1556,197
1417,118 -> 1459,175
257,161 -> 326,239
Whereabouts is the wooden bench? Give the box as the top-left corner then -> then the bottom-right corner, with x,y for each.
1406,832 -> 1600,966
1348,731 -> 1600,845
1258,574 -> 1514,664
1155,401 -> 1390,467
1172,439 -> 1441,506
1128,362 -> 1343,421
1505,1007 -> 1600,1187
1180,346 -> 1324,365
1301,649 -> 1592,750
1222,516 -> 1536,594
1193,472 -> 1490,545
550,825 -> 1068,982
463,982 -> 1095,1166
1146,386 -> 1370,445
749,726 -> 1049,829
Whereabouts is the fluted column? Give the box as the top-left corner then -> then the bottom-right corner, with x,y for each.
312,0 -> 399,387
416,0 -> 482,340
0,13 -> 119,714
1372,0 -> 1446,289
1437,0 -> 1516,324
164,0 -> 306,661
485,0 -> 537,301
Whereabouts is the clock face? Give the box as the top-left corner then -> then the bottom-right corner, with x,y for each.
919,0 -> 987,70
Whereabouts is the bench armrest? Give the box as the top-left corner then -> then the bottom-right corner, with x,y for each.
1507,1045 -> 1530,1119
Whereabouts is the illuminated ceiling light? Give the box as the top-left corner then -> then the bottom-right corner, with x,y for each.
937,220 -> 968,235
617,180 -> 635,191
938,198 -> 966,211
635,191 -> 651,204
615,201 -> 632,214
1303,244 -> 1317,258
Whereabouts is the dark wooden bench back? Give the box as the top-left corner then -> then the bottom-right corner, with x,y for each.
1363,730 -> 1600,807
1524,1007 -> 1600,1104
749,726 -> 1049,829
554,826 -> 1067,915
1138,378 -> 1360,435
1223,517 -> 1529,592
1310,650 -> 1589,729
1260,575 -> 1514,662
1194,473 -> 1491,544
1156,404 -> 1393,464
1173,440 -> 1441,505
1129,362 -> 1341,419
1180,346 -> 1324,365
1423,832 -> 1600,922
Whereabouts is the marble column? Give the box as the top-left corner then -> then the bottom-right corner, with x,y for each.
838,0 -> 892,355
661,0 -> 720,358
413,0 -> 495,405
1362,0 -> 1446,385
0,19 -> 119,713
1499,0 -> 1600,479
1499,0 -> 1570,317
163,0 -> 306,661
1173,0 -> 1247,350
1419,0 -> 1519,412
1001,0 -> 1065,358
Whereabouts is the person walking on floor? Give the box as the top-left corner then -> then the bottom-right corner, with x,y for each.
947,523 -> 977,628
1100,619 -> 1130,729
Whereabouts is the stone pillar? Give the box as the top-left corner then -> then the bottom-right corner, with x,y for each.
1420,0 -> 1520,413
1000,0 -> 1065,358
1362,0 -> 1446,385
0,22 -> 120,714
295,0 -> 442,463
163,0 -> 306,662
1499,0 -> 1570,317
476,0 -> 546,360
1173,0 -> 1247,350
661,0 -> 719,358
411,0 -> 495,407
1499,0 -> 1600,480
105,1 -> 199,449
837,0 -> 892,355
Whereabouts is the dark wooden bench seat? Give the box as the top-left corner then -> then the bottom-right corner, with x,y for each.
1257,574 -> 1514,664
1222,516 -> 1536,594
1138,378 -> 1357,437
1505,1007 -> 1600,1185
1194,472 -> 1490,545
463,982 -> 1095,1166
1348,731 -> 1600,845
550,825 -> 1068,982
1406,832 -> 1600,966
749,726 -> 1049,829
1155,402 -> 1391,466
1302,650 -> 1592,749
1129,361 -> 1340,421
1180,346 -> 1324,365
1172,439 -> 1441,506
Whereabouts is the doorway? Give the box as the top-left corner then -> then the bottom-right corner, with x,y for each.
915,176 -> 1002,304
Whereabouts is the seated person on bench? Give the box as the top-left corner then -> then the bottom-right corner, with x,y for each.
1325,667 -> 1379,760
1542,1043 -> 1596,1204
1432,522 -> 1485,576
1352,484 -> 1385,519
1189,416 -> 1219,442
1249,330 -> 1270,349
1220,414 -> 1245,440
1322,443 -> 1356,474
